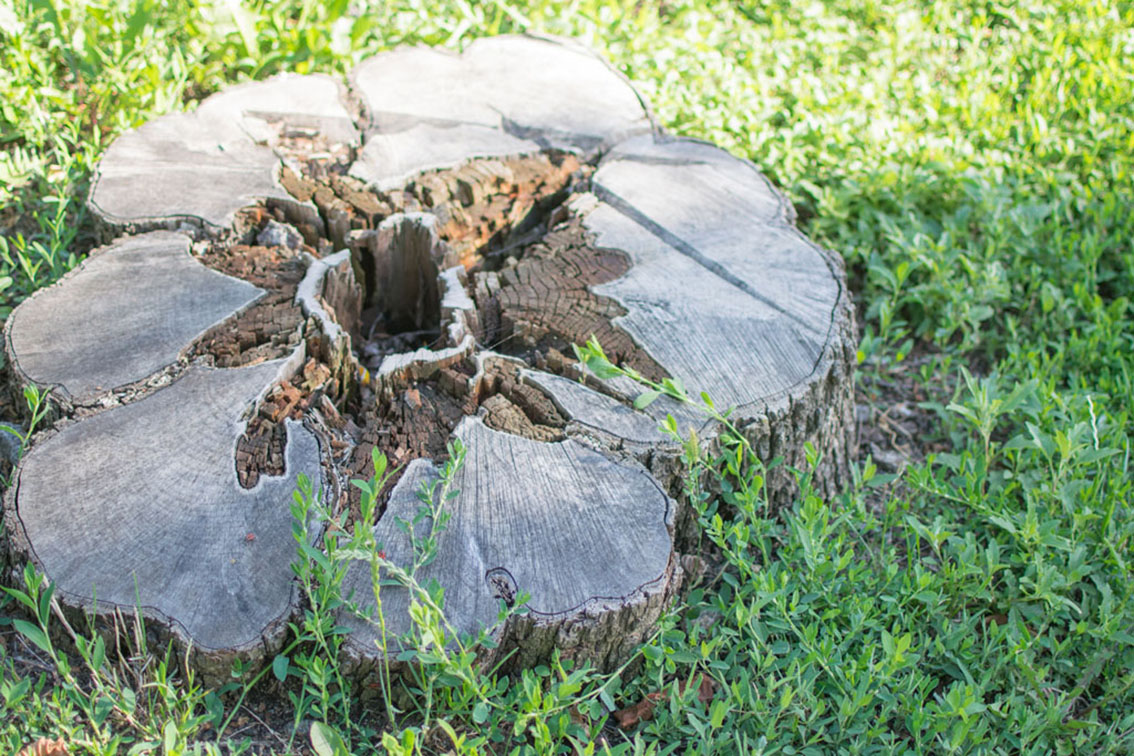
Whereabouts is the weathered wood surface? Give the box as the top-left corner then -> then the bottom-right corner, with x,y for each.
5,231 -> 261,403
341,417 -> 677,672
587,135 -> 840,407
89,73 -> 358,235
349,35 -> 651,190
2,34 -> 854,680
4,361 -> 321,671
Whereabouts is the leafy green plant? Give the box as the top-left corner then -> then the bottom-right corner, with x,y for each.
1,384 -> 52,487
0,563 -> 224,755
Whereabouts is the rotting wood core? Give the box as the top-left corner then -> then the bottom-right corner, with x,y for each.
191,243 -> 306,368
233,358 -> 335,488
265,153 -> 654,520
280,151 -> 580,272
216,140 -> 851,520
100,150 -> 604,509
344,354 -> 570,518
475,215 -> 668,382
143,139 -> 659,513
187,241 -> 320,489
184,149 -> 643,516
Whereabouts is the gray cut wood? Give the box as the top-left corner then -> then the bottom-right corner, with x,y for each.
89,73 -> 358,234
4,362 -> 321,661
576,134 -> 841,411
340,417 -> 676,672
348,34 -> 651,190
4,34 -> 854,681
5,231 -> 262,403
519,369 -> 673,444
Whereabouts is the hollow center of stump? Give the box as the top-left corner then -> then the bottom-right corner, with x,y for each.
356,216 -> 445,365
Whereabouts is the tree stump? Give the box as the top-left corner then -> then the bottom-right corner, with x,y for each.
2,34 -> 854,679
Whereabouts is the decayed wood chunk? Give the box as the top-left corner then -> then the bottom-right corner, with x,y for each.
476,215 -> 667,381
191,244 -> 307,369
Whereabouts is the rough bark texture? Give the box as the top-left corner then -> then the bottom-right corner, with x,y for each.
2,35 -> 855,684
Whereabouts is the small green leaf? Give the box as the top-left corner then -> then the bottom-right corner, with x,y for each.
668,649 -> 699,663
381,732 -> 401,753
163,719 -> 178,755
710,699 -> 728,728
272,653 -> 290,682
93,695 -> 115,726
1,586 -> 36,614
13,619 -> 50,655
633,390 -> 661,409
472,701 -> 489,724
225,0 -> 259,58
37,580 -> 54,625
91,634 -> 106,672
661,377 -> 686,399
121,687 -> 137,715
311,721 -> 346,756
350,479 -> 374,495
587,361 -> 622,380
371,447 -> 388,479
204,692 -> 224,727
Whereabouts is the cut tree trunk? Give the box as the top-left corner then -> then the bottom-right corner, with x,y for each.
2,34 -> 854,682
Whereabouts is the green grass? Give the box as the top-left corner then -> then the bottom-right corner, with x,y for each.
2,0 -> 1133,753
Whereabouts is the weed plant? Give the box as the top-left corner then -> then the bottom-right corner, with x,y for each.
2,0 -> 1133,754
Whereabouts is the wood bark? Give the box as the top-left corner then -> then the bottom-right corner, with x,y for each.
2,34 -> 854,682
